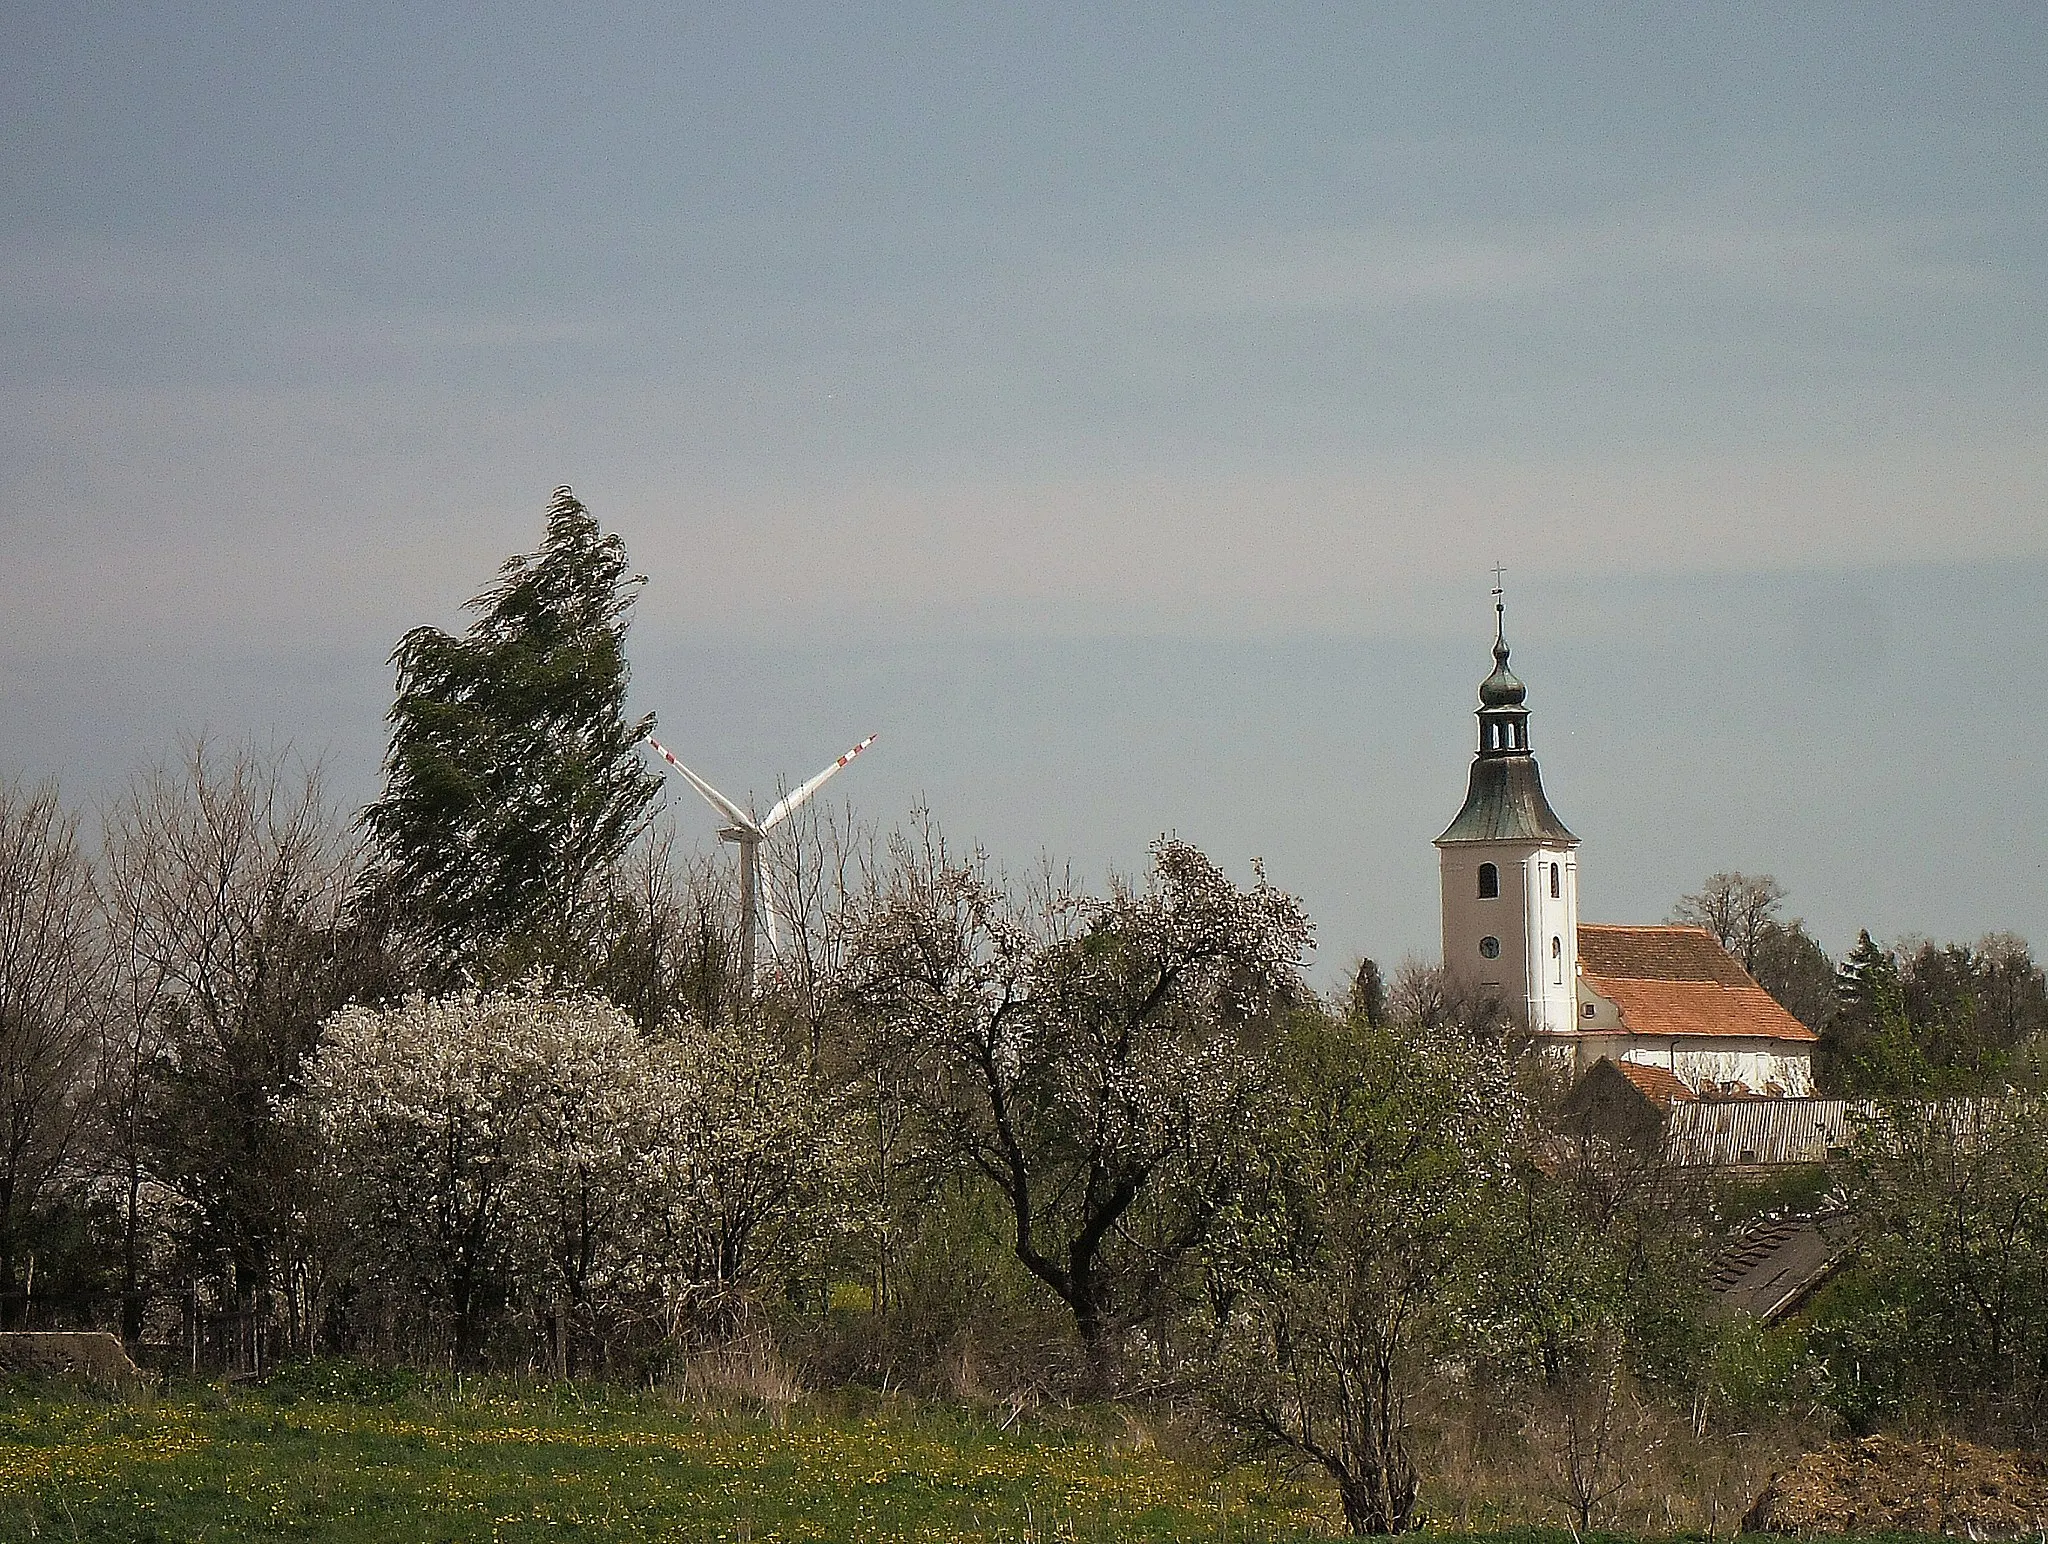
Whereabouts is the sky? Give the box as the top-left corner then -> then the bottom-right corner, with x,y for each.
4,3 -> 2045,978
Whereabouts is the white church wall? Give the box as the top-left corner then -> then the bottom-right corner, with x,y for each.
1441,842 -> 1529,1011
1521,847 -> 1578,1035
1571,1033 -> 1815,1096
1663,1042 -> 1814,1097
1442,842 -> 1580,1034
1577,981 -> 1624,1031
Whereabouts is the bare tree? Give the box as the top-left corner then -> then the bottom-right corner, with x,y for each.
1386,956 -> 1508,1040
93,939 -> 171,1344
1974,933 -> 2048,1050
0,776 -> 102,1327
759,796 -> 876,1069
1542,1327 -> 1643,1539
755,799 -> 939,1318
100,738 -> 362,1358
1478,1088 -> 1715,1533
591,819 -> 735,1033
1670,872 -> 1787,973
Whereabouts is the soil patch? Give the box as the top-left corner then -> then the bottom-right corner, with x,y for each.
1744,1434 -> 2048,1536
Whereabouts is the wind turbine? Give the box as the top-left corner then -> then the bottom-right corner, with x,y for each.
645,732 -> 878,988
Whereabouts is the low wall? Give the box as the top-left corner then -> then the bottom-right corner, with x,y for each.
0,1332 -> 145,1391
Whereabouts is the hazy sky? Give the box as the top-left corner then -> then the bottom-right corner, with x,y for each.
5,4 -> 2045,976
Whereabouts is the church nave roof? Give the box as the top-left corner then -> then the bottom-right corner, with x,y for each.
1579,924 -> 1819,1043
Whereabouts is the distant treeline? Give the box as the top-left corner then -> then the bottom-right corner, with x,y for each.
1668,869 -> 2048,1092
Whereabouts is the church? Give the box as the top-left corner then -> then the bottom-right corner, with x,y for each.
1435,602 -> 1817,1097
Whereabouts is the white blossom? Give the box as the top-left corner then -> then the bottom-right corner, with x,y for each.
293,985 -> 847,1354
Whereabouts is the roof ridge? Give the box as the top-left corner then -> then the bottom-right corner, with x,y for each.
1580,922 -> 1717,934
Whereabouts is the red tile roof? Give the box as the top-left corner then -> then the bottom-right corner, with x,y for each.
1579,924 -> 1819,1043
1613,1061 -> 1698,1108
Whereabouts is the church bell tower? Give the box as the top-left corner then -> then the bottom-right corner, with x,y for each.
1436,595 -> 1581,1036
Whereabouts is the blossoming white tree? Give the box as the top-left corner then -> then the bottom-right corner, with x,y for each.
848,828 -> 1311,1390
633,1011 -> 851,1340
296,986 -> 844,1364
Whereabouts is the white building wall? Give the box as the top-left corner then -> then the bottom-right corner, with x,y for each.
1521,847 -> 1578,1036
1441,842 -> 1579,1033
1569,1027 -> 1816,1096
1671,1043 -> 1814,1096
1441,842 -> 1523,1006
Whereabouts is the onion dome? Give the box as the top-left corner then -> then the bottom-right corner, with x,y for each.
1478,612 -> 1526,707
1436,600 -> 1577,847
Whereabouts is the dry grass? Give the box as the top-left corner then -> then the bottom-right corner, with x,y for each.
1417,1394 -> 1821,1537
668,1329 -> 805,1419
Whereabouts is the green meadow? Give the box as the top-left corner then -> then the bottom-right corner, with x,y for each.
0,1367 -> 1334,1543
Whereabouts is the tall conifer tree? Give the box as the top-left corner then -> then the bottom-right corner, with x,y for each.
363,487 -> 660,984
1819,930 -> 1907,1092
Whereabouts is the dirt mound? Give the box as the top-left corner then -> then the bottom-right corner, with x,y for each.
0,1332 -> 145,1392
1743,1434 -> 2048,1536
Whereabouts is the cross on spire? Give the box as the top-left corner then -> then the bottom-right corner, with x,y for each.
1490,562 -> 1507,601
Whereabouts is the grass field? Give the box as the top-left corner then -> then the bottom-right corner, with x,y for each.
0,1365 -> 1339,1542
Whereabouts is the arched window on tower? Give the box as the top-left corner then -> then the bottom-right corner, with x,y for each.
1477,863 -> 1499,899
1552,935 -> 1563,984
1550,862 -> 1560,899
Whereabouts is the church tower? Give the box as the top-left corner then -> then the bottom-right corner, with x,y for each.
1436,598 -> 1581,1035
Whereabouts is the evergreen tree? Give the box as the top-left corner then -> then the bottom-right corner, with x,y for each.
1817,930 -> 1899,1094
362,488 -> 661,985
1820,931 -> 2038,1095
1835,930 -> 1898,1027
1751,918 -> 1837,1031
1348,955 -> 1388,1029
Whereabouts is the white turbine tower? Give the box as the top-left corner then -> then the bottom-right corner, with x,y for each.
645,732 -> 877,988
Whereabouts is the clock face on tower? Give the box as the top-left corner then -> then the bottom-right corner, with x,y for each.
1479,936 -> 1501,959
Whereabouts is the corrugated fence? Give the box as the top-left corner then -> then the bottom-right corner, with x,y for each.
1665,1099 -> 1855,1167
1664,1097 -> 2017,1167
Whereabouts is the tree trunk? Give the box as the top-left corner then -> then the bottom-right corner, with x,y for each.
121,1161 -> 145,1344
1337,1455 -> 1418,1535
1072,1290 -> 1113,1398
453,1271 -> 479,1364
0,1172 -> 17,1331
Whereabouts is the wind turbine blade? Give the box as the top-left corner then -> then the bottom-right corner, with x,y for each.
645,737 -> 761,833
761,733 -> 878,832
